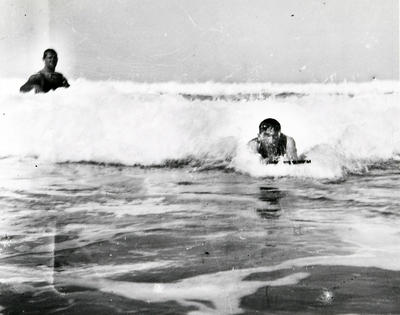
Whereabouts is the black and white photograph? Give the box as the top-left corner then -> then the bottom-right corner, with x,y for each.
0,0 -> 399,314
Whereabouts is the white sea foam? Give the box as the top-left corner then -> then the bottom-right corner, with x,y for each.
1,78 -> 399,178
60,270 -> 310,315
56,216 -> 400,315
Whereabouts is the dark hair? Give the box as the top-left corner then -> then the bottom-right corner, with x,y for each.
259,118 -> 281,132
43,48 -> 58,59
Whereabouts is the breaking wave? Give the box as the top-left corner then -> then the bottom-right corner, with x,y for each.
1,78 -> 399,178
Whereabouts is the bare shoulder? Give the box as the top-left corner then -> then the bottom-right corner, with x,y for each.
286,136 -> 296,146
28,72 -> 43,83
54,71 -> 66,78
247,137 -> 259,153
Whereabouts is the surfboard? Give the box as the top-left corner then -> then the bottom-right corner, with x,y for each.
266,159 -> 311,165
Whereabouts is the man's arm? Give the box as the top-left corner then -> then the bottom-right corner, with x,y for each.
53,73 -> 70,88
20,74 -> 43,93
61,76 -> 70,88
285,136 -> 298,160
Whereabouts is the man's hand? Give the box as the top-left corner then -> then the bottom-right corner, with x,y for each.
61,78 -> 70,88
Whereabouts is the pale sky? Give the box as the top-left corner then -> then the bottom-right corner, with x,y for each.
0,0 -> 398,82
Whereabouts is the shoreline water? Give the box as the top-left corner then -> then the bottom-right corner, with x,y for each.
1,158 -> 400,314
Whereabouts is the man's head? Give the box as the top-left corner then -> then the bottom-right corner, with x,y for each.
258,118 -> 281,144
42,48 -> 58,70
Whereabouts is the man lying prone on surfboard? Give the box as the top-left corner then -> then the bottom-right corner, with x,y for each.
248,118 -> 309,164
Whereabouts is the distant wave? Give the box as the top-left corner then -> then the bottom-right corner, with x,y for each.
179,91 -> 307,102
179,90 -> 397,102
3,77 -> 398,98
1,78 -> 399,178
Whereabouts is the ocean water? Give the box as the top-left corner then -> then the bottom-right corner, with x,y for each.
0,79 -> 400,314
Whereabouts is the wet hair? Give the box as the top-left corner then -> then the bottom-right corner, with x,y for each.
259,118 -> 281,133
43,48 -> 58,59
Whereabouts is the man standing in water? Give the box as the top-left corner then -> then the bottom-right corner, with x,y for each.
248,118 -> 298,163
20,49 -> 70,93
